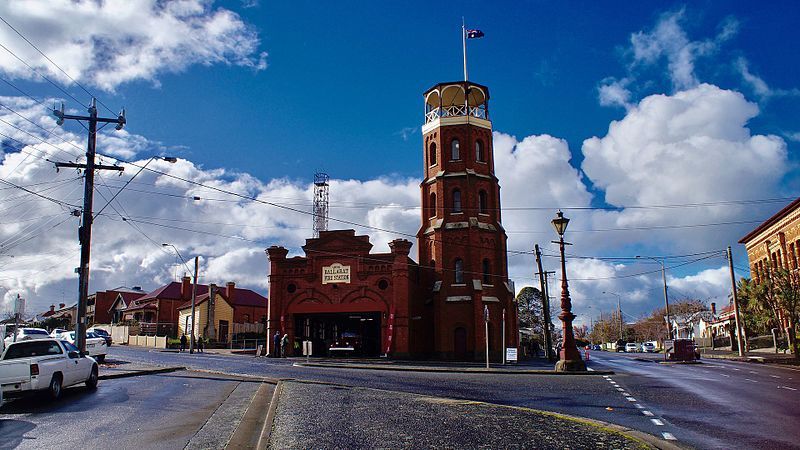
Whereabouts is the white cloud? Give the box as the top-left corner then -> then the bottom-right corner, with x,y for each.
0,0 -> 267,91
736,57 -> 800,101
598,78 -> 633,110
629,9 -> 735,91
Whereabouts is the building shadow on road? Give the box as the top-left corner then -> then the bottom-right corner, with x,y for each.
0,418 -> 36,449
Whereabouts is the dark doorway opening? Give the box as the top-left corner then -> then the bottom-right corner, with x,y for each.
294,312 -> 382,357
454,327 -> 467,359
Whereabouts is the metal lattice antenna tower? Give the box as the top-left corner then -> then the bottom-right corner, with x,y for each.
313,172 -> 329,237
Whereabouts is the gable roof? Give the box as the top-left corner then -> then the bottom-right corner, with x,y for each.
176,287 -> 267,311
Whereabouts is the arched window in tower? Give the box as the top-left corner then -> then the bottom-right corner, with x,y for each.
451,138 -> 460,160
429,142 -> 437,166
475,140 -> 484,162
478,190 -> 487,214
452,189 -> 462,213
482,258 -> 492,285
454,258 -> 464,284
429,192 -> 437,217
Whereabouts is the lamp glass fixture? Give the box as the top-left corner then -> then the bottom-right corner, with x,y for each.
551,210 -> 569,236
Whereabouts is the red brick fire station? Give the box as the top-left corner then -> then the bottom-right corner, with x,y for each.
266,81 -> 518,359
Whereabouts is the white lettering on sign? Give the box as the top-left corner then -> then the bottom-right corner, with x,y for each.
322,263 -> 351,284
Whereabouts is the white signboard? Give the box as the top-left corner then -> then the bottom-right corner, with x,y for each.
505,347 -> 518,362
303,340 -> 313,356
322,263 -> 351,284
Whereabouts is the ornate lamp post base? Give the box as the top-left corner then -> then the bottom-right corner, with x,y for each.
555,358 -> 587,372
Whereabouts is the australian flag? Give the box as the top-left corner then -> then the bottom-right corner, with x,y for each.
466,29 -> 484,39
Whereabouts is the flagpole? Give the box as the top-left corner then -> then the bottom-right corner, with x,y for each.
462,18 -> 468,81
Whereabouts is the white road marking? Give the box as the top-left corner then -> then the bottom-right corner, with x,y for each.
721,374 -> 730,377
778,386 -> 797,391
651,418 -> 665,426
634,404 -> 644,409
749,371 -> 757,374
662,432 -> 677,440
732,368 -> 741,371
587,367 -> 595,371
616,388 -> 624,391
771,375 -> 780,378
642,410 -> 654,416
744,378 -> 758,383
626,397 -> 637,402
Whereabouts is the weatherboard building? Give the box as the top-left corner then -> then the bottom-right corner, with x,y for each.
266,81 -> 517,359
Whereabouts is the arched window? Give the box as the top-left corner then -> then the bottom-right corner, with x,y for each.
451,139 -> 460,160
478,190 -> 487,214
452,189 -> 462,213
482,259 -> 491,285
429,192 -> 437,217
475,140 -> 484,162
454,258 -> 464,284
429,142 -> 437,166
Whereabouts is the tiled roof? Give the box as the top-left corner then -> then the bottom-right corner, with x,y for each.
177,288 -> 267,310
739,197 -> 800,244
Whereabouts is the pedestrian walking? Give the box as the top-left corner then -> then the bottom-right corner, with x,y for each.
198,336 -> 205,353
273,331 -> 281,357
180,334 -> 187,353
281,334 -> 289,358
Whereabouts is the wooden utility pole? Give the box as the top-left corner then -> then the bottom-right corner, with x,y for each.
535,244 -> 554,362
189,256 -> 199,354
53,99 -> 125,353
727,246 -> 745,357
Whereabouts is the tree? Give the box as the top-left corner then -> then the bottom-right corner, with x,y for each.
772,269 -> 800,359
737,277 -> 774,338
516,286 -> 545,335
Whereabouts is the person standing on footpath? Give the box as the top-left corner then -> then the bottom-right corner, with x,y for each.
198,336 -> 204,353
180,334 -> 187,353
273,331 -> 281,357
281,333 -> 289,358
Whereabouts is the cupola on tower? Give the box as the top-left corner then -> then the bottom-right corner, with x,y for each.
417,81 -> 517,360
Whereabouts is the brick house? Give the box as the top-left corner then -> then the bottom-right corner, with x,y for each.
176,282 -> 268,342
122,277 -> 208,336
88,286 -> 146,325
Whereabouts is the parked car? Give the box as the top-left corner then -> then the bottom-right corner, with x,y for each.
615,339 -> 626,352
625,342 -> 639,352
87,328 -> 112,347
51,331 -> 107,363
0,338 -> 98,400
3,328 -> 51,348
592,344 -> 602,351
641,342 -> 657,353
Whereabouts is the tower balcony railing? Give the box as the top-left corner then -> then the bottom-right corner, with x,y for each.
425,105 -> 488,123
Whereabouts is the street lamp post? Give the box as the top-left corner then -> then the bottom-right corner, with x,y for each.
636,256 -> 671,340
163,244 -> 198,354
551,210 -> 586,372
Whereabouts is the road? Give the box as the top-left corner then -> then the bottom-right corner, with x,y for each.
589,351 -> 800,449
99,346 -> 800,449
0,369 -> 272,449
7,346 -> 795,449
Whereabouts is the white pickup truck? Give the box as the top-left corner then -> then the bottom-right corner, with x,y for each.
0,338 -> 98,402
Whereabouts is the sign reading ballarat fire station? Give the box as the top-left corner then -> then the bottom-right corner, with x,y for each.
322,263 -> 351,284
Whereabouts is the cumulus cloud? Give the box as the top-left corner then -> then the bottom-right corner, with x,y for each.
0,0 -> 267,91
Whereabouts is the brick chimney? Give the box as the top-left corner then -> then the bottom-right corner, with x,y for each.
49,305 -> 55,313
711,302 -> 716,316
226,282 -> 235,303
59,303 -> 65,309
181,276 -> 191,299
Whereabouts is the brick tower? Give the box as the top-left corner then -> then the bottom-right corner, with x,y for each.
417,81 -> 517,360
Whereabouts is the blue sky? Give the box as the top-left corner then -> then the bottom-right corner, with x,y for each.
0,1 -> 798,323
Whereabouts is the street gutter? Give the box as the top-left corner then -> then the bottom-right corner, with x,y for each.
98,366 -> 185,380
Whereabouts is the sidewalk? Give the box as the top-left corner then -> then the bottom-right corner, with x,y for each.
698,348 -> 799,365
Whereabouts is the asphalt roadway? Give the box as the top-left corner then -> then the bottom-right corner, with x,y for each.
0,368 -> 273,449
100,346 -> 800,449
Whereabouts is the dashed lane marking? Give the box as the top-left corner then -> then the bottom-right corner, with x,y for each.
721,374 -> 730,377
642,410 -> 654,416
634,404 -> 644,409
771,375 -> 781,378
626,397 -> 637,402
744,378 -> 758,383
778,386 -> 797,391
616,388 -> 624,391
662,432 -> 677,440
651,418 -> 665,426
749,371 -> 757,374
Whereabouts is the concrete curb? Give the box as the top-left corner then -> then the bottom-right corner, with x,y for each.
256,380 -> 283,450
293,362 -> 614,375
98,366 -> 184,380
